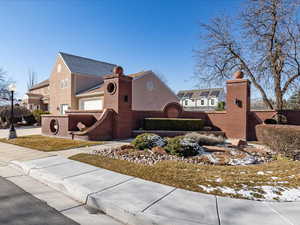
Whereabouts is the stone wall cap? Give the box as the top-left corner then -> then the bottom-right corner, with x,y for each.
226,79 -> 250,84
41,115 -> 68,117
206,111 -> 227,114
104,74 -> 133,81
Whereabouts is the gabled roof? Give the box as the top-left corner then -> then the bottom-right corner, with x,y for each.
177,88 -> 224,100
76,81 -> 104,96
76,70 -> 151,96
59,52 -> 117,76
29,79 -> 49,91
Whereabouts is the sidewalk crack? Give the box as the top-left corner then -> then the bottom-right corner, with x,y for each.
85,177 -> 136,204
266,202 -> 295,225
141,188 -> 177,213
215,196 -> 221,225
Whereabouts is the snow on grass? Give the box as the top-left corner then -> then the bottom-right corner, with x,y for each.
198,184 -> 300,202
228,155 -> 257,165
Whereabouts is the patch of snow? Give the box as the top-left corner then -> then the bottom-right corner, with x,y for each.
229,155 -> 256,165
277,181 -> 289,184
257,171 -> 265,175
215,178 -> 223,183
198,185 -> 216,192
280,188 -> 300,201
271,177 -> 279,180
218,187 -> 236,194
230,150 -> 238,156
206,154 -> 219,164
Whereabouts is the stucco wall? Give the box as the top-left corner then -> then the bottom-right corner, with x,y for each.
132,72 -> 179,111
49,55 -> 72,114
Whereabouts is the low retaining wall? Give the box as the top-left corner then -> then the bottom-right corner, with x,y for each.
41,115 -> 70,138
132,109 -> 300,141
132,130 -> 225,138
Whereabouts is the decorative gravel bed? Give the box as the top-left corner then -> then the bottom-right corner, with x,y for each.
90,143 -> 274,166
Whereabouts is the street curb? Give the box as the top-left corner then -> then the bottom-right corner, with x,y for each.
12,158 -> 198,225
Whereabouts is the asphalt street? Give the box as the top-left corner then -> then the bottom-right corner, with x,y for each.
0,176 -> 79,225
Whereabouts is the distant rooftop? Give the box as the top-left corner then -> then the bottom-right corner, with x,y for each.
29,79 -> 49,91
59,52 -> 117,76
177,88 -> 224,99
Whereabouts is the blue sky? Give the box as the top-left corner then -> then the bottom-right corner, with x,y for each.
0,0 -> 242,99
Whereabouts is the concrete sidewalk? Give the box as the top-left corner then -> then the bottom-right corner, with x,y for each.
11,155 -> 300,225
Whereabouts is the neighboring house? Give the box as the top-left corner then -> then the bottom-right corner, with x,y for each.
25,52 -> 178,114
23,79 -> 50,111
177,88 -> 225,111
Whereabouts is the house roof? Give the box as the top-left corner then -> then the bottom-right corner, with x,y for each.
177,88 -> 224,100
59,52 -> 117,76
76,70 -> 151,96
128,70 -> 150,79
76,82 -> 104,96
29,79 -> 49,91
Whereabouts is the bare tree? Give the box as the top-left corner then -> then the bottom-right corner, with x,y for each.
27,69 -> 37,90
0,68 -> 10,104
195,0 -> 300,111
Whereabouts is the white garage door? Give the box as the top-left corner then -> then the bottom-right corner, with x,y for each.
81,99 -> 103,110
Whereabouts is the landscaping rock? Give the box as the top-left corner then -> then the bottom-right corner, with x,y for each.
293,151 -> 300,161
120,144 -> 135,150
90,141 -> 273,166
230,139 -> 247,148
151,146 -> 167,155
203,146 -> 229,153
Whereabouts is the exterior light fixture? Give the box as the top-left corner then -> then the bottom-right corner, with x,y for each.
8,83 -> 17,139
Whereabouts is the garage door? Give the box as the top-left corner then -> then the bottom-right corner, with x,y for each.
81,99 -> 103,110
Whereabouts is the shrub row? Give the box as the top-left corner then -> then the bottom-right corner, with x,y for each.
144,118 -> 204,131
131,132 -> 223,157
256,124 -> 300,157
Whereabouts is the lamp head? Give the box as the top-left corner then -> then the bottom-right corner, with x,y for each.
8,83 -> 16,92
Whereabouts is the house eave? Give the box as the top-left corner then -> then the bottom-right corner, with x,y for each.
76,91 -> 104,98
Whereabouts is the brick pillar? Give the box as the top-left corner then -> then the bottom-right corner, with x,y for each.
226,78 -> 251,140
103,67 -> 133,139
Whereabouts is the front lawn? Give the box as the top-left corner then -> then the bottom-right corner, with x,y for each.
70,153 -> 300,201
0,135 -> 102,151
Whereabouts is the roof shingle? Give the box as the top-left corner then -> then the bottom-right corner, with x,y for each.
59,52 -> 117,76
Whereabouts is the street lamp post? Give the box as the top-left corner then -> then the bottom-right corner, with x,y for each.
8,83 -> 17,139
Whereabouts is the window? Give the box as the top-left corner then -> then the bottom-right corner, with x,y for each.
185,100 -> 188,106
211,99 -> 215,105
60,104 -> 69,114
200,99 -> 205,105
57,64 -> 62,73
146,81 -> 154,91
60,79 -> 68,89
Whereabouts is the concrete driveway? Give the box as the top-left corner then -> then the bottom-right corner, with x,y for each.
0,126 -> 41,138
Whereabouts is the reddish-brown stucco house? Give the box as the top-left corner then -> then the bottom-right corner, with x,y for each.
25,52 -> 179,114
